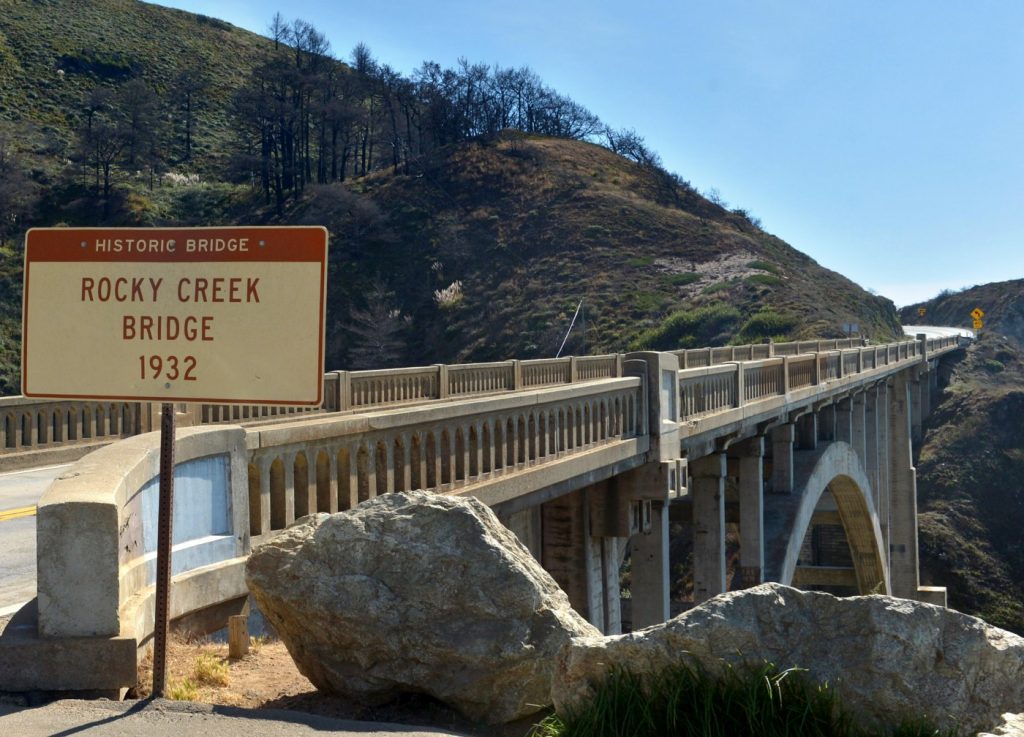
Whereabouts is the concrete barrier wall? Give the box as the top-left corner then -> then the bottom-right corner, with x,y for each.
37,425 -> 249,639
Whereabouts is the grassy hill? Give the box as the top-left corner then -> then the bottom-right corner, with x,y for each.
304,133 -> 903,368
901,282 -> 1024,632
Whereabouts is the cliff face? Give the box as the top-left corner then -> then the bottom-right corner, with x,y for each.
906,281 -> 1024,632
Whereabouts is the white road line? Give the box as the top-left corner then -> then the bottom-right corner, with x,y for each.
0,462 -> 72,478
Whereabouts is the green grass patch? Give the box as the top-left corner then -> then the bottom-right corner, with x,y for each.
738,309 -> 799,343
747,260 -> 779,274
702,281 -> 731,295
629,304 -> 741,351
626,256 -> 655,268
746,273 -> 783,287
666,271 -> 700,286
532,662 -> 956,737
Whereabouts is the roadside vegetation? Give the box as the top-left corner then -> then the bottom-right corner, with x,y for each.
532,662 -> 955,737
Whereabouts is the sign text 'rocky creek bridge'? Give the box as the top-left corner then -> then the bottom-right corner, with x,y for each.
0,334 -> 962,694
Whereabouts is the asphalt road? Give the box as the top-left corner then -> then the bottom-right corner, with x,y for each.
0,699 -> 471,737
0,464 -> 69,614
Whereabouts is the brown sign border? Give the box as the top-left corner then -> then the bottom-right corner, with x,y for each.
22,226 -> 328,406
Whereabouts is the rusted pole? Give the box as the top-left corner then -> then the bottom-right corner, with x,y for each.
152,403 -> 175,697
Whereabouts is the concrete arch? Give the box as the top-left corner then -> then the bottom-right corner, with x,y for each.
765,441 -> 890,596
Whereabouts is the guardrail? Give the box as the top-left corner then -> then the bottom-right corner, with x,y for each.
0,336 -> 959,460
677,336 -> 960,421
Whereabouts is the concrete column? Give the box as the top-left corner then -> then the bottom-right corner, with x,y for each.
541,490 -> 589,619
851,392 -> 867,463
631,500 -> 670,628
797,412 -> 818,450
888,372 -> 921,599
502,506 -> 542,560
771,423 -> 795,494
692,453 -> 726,603
818,404 -> 836,442
910,375 -> 923,444
602,538 -> 623,634
864,390 -> 880,505
835,398 -> 853,445
877,382 -> 890,533
736,437 -> 764,587
920,369 -> 932,419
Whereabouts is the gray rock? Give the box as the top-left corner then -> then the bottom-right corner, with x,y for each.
980,714 -> 1024,737
245,490 -> 599,724
553,583 -> 1024,735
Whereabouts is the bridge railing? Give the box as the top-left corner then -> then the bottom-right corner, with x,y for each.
34,373 -> 647,647
0,336 -> 960,460
0,396 -> 141,453
677,336 -> 958,421
246,375 -> 646,544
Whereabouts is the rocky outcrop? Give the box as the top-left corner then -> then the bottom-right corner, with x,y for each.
553,584 -> 1024,735
245,490 -> 599,724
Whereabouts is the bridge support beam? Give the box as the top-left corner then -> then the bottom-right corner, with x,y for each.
851,392 -> 866,464
540,486 -> 626,635
888,373 -> 920,599
630,499 -> 670,629
835,398 -> 853,445
797,413 -> 818,450
735,437 -> 764,588
770,424 -> 794,494
692,452 -> 726,603
919,368 -> 932,420
910,374 -> 923,445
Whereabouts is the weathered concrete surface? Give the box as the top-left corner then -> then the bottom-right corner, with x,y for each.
246,490 -> 599,724
553,584 -> 1024,735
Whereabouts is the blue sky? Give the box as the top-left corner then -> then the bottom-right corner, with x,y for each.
156,0 -> 1024,307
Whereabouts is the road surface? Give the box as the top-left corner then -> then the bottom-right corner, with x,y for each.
0,463 -> 69,614
902,325 -> 975,340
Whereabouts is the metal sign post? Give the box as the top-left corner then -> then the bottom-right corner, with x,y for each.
152,403 -> 176,697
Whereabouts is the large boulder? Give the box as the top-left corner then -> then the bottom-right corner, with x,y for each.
246,490 -> 600,724
553,583 -> 1024,735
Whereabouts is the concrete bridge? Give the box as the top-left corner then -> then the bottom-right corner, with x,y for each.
0,333 -> 963,694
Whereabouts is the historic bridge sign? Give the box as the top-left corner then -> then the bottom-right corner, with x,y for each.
22,226 -> 328,406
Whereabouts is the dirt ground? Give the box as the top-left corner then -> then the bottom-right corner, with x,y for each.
131,633 -> 537,737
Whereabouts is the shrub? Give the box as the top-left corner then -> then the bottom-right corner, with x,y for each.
532,661 -> 956,737
167,677 -> 199,701
192,653 -> 229,687
629,304 -> 741,351
739,310 -> 798,342
746,273 -> 783,288
666,272 -> 700,286
746,260 -> 779,274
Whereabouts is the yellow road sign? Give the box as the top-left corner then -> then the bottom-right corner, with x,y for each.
917,307 -> 926,317
971,307 -> 985,320
973,318 -> 984,330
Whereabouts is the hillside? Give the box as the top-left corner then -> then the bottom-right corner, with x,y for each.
901,282 -> 1024,632
303,134 -> 903,368
0,0 -> 905,391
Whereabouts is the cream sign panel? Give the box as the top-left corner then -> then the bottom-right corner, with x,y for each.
22,227 -> 328,405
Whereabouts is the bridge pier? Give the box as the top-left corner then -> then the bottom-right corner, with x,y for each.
888,372 -> 920,599
770,423 -> 794,494
735,437 -> 764,588
691,452 -> 726,603
629,498 -> 670,629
